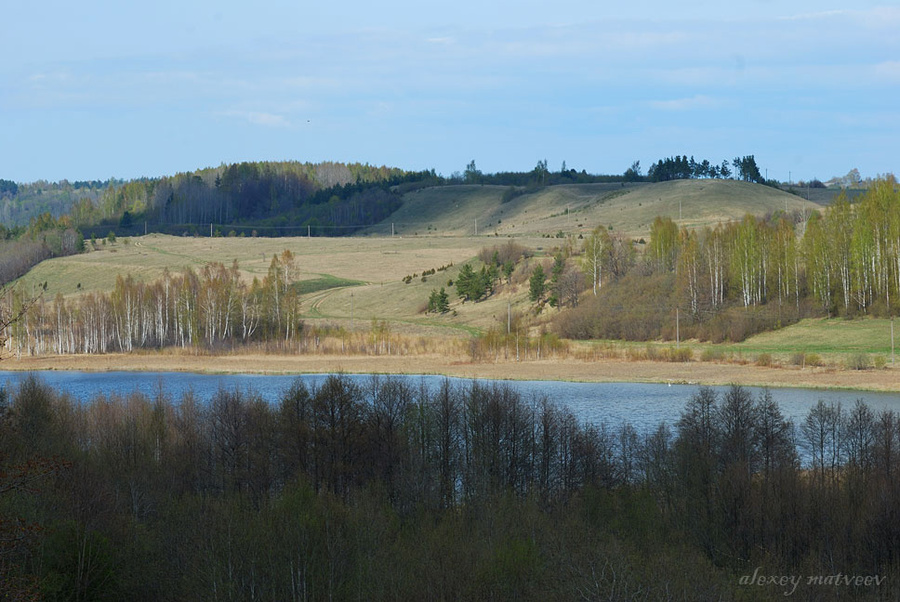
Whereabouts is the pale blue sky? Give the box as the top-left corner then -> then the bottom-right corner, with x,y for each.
2,1 -> 897,183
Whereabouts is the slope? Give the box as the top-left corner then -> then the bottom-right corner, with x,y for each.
368,180 -> 821,239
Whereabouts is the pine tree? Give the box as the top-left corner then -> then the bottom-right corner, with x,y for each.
529,265 -> 546,302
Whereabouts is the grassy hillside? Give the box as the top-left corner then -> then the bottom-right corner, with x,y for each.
14,232 -> 899,367
369,180 -> 821,238
14,233 -> 553,337
729,317 -> 897,364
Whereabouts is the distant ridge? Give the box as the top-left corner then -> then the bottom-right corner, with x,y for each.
368,179 -> 821,238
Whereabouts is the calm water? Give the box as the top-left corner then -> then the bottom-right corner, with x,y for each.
3,371 -> 900,434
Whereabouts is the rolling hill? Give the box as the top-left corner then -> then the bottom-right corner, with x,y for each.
13,179 -> 824,339
367,179 -> 821,238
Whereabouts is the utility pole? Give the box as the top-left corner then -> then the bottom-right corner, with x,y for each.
507,299 -> 511,335
676,307 -> 680,349
892,317 -> 895,367
308,225 -> 311,239
391,223 -> 394,237
210,223 -> 213,237
350,292 -> 354,330
474,218 -> 477,236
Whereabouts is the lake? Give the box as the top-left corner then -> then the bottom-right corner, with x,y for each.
3,370 -> 900,434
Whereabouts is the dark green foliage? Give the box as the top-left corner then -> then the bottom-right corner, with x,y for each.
623,160 -> 643,182
427,287 -> 450,313
502,260 -> 515,282
0,179 -> 18,198
455,263 -> 496,302
647,154 -> 764,182
547,254 -> 566,307
293,276 -> 364,295
529,265 -> 545,302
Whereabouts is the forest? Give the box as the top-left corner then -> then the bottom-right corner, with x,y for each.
549,177 -> 900,342
2,374 -> 899,600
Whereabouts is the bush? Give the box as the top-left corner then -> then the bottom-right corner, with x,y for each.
846,353 -> 870,370
805,353 -> 822,367
625,347 -> 646,361
700,348 -> 724,362
874,355 -> 887,369
756,352 -> 773,367
663,347 -> 693,362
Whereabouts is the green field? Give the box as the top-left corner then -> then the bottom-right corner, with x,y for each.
607,317 -> 897,368
728,317 -> 897,364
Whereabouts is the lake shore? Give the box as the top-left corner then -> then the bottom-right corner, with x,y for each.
3,352 -> 898,392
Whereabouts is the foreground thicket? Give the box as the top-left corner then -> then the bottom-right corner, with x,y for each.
2,375 -> 900,600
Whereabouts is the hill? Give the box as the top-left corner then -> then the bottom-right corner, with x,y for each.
13,233 -> 549,338
367,179 -> 821,238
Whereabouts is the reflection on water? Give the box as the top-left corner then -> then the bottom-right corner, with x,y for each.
2,371 -> 900,435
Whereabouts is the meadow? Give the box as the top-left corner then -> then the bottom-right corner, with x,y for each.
7,180 -> 896,390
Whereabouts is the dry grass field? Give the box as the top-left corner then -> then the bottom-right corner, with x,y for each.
6,351 -> 899,391
16,232 -> 557,337
11,180 -> 894,389
367,179 -> 821,238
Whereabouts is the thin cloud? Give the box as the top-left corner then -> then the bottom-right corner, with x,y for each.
218,110 -> 292,128
872,61 -> 900,83
647,95 -> 724,111
777,9 -> 848,21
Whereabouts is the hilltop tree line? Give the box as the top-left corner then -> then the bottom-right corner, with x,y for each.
0,213 -> 84,288
83,162 -> 430,237
645,155 -> 764,183
553,177 -> 900,341
4,374 -> 900,599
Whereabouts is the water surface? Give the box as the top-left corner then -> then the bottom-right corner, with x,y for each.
3,371 -> 900,435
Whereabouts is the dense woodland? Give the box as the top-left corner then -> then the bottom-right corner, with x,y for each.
2,374 -> 900,600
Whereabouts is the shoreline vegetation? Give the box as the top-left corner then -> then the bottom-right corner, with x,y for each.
3,351 -> 898,392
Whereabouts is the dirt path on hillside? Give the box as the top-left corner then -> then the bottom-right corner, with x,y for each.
4,353 -> 898,392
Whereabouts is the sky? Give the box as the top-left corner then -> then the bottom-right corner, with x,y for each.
2,1 -> 898,184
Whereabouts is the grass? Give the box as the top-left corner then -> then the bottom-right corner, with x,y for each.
729,317 -> 896,356
366,179 -> 821,239
16,233 -> 552,339
294,275 -> 365,295
577,316 -> 898,369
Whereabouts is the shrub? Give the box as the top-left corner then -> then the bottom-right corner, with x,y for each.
625,347 -> 646,361
663,347 -> 693,362
805,353 -> 822,367
756,353 -> 773,367
874,355 -> 887,370
701,348 -> 724,362
846,353 -> 870,370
